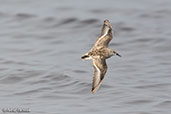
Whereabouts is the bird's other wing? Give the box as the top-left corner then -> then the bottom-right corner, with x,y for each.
92,58 -> 107,94
94,19 -> 113,47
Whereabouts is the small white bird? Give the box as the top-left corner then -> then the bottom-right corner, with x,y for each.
81,19 -> 121,94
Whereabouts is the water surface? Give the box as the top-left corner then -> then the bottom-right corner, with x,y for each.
0,0 -> 171,114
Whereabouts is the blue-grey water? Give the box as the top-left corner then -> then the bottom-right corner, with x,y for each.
0,0 -> 171,114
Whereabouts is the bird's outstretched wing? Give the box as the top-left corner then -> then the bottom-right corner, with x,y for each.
92,58 -> 107,94
94,19 -> 113,47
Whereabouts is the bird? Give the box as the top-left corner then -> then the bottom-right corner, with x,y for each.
81,19 -> 121,94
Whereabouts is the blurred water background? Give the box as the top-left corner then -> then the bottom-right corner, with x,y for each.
0,0 -> 171,114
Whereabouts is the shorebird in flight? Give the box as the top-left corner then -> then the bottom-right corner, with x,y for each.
81,19 -> 121,94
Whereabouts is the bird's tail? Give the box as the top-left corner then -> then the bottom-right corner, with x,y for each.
81,53 -> 91,60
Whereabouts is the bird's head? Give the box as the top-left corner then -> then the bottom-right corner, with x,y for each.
113,50 -> 121,57
107,49 -> 121,58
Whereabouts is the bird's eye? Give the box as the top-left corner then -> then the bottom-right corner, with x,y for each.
108,29 -> 111,33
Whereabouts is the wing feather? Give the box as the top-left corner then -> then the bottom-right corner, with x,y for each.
94,35 -> 112,47
94,20 -> 113,47
92,58 -> 107,94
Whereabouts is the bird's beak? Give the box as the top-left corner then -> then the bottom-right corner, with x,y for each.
116,52 -> 121,57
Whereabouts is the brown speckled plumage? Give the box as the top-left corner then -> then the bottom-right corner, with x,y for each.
81,19 -> 121,94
